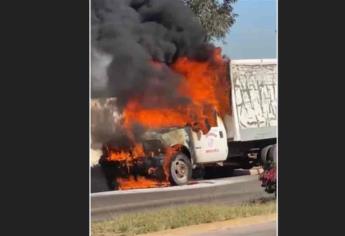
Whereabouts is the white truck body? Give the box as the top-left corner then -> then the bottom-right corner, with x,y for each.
226,59 -> 278,141
157,59 -> 278,165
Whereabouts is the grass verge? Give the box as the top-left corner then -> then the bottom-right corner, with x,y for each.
92,199 -> 276,236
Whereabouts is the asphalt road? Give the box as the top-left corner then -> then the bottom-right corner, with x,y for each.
190,221 -> 276,236
91,175 -> 273,221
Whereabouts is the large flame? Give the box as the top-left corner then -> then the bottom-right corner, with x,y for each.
123,48 -> 230,135
107,143 -> 145,162
114,145 -> 182,190
104,48 -> 230,190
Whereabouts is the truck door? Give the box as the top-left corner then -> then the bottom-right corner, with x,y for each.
191,115 -> 229,163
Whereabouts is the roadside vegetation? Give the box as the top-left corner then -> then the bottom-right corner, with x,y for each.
92,199 -> 276,236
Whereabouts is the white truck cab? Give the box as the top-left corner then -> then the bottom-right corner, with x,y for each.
189,115 -> 228,163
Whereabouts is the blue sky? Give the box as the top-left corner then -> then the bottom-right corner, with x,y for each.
215,0 -> 277,59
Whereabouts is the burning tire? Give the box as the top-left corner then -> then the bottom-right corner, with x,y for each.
169,153 -> 192,185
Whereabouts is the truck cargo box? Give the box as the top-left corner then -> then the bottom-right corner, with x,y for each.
225,59 -> 277,141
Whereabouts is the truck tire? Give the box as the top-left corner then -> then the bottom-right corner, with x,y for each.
269,144 -> 277,163
261,145 -> 273,164
169,153 -> 192,185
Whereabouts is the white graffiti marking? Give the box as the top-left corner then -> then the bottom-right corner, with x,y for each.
232,64 -> 277,129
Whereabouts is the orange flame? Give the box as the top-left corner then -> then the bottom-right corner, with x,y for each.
116,176 -> 169,190
173,47 -> 230,119
163,145 -> 182,182
123,48 -> 230,135
107,143 -> 145,162
114,145 -> 182,190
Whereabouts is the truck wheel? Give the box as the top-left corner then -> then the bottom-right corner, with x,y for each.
169,153 -> 192,185
261,145 -> 273,164
269,144 -> 277,163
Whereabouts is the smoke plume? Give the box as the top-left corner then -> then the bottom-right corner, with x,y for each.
91,0 -> 215,107
91,0 -> 220,146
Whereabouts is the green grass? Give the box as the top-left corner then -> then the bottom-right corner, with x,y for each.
92,200 -> 276,236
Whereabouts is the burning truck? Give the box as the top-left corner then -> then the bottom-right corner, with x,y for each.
91,0 -> 277,191
91,58 -> 277,190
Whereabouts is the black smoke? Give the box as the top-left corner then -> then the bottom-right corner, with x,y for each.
91,0 -> 215,110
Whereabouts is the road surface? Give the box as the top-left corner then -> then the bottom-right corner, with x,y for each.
91,175 -> 273,221
190,221 -> 276,236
